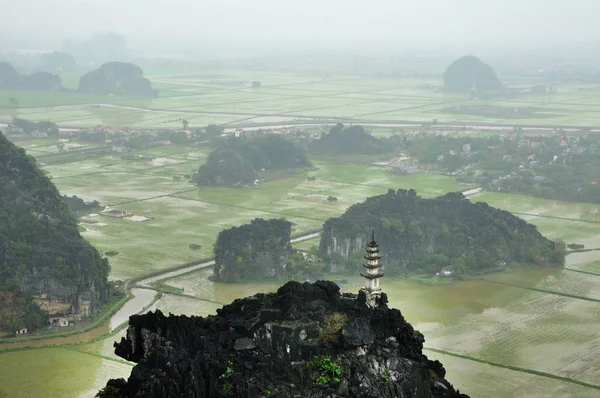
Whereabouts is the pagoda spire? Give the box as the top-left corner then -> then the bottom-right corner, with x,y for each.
360,230 -> 384,307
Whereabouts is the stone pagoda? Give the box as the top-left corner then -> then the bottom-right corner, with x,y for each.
360,230 -> 384,307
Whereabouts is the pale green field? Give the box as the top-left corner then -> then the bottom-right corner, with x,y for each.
4,75 -> 600,397
3,69 -> 600,128
426,351 -> 600,398
0,348 -> 131,398
26,141 -> 463,280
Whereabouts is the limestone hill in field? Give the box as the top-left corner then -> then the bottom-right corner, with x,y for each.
0,131 -> 110,332
99,281 -> 470,398
443,55 -> 504,93
77,62 -> 157,96
310,124 -> 389,155
319,189 -> 565,275
214,218 -> 292,282
194,135 -> 311,187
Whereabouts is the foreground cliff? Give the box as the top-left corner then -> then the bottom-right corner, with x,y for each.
0,131 -> 110,332
320,189 -> 564,275
99,281 -> 469,398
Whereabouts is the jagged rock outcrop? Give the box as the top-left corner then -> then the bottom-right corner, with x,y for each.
99,281 -> 469,398
194,135 -> 311,187
214,218 -> 292,282
319,189 -> 564,275
77,62 -> 157,96
0,131 -> 110,331
310,124 -> 389,155
443,56 -> 503,93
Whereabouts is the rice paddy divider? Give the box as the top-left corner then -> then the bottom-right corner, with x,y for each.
563,268 -> 600,277
62,345 -> 134,366
424,347 -> 600,391
512,212 -> 600,224
478,278 -> 600,303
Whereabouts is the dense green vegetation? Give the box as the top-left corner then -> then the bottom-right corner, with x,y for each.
61,194 -> 101,213
443,55 -> 504,94
0,291 -> 48,332
397,132 -> 600,204
319,189 -> 565,275
310,124 -> 389,155
12,118 -> 59,136
194,135 -> 311,186
0,131 -> 110,332
213,218 -> 292,282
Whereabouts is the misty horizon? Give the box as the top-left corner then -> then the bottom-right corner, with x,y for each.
1,0 -> 600,57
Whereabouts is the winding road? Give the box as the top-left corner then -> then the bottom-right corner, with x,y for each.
108,231 -> 322,330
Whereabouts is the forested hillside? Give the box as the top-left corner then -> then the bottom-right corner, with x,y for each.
213,218 -> 292,282
320,189 -> 565,275
194,135 -> 311,186
0,131 -> 110,332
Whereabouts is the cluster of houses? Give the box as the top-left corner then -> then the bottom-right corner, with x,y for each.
384,156 -> 419,175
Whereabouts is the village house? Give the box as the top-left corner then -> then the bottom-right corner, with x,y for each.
518,139 -> 530,148
49,314 -> 71,327
15,328 -> 27,335
101,208 -> 133,218
436,265 -> 454,277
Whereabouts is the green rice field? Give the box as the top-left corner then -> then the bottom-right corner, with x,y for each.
2,69 -> 600,397
2,70 -> 600,129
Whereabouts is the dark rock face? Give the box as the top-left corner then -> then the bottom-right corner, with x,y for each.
77,62 -> 157,96
99,281 -> 469,398
443,55 -> 503,93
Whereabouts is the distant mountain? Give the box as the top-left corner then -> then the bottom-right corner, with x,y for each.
443,55 -> 504,93
320,189 -> 565,275
194,135 -> 311,187
63,33 -> 130,64
77,62 -> 157,96
0,131 -> 110,332
0,61 -> 63,92
39,51 -> 77,73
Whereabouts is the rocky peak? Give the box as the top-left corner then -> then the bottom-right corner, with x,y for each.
99,281 -> 469,397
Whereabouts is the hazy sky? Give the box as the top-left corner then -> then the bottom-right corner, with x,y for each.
1,0 -> 599,51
